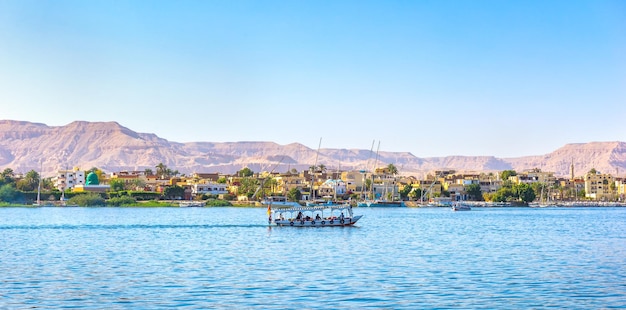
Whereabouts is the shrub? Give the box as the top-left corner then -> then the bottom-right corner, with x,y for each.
206,199 -> 232,207
68,193 -> 105,206
107,196 -> 137,206
222,193 -> 236,201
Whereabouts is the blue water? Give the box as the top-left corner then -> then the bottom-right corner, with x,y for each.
1,207 -> 624,309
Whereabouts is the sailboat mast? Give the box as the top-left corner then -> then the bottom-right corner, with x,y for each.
372,141 -> 380,199
362,140 -> 376,200
36,162 -> 42,205
310,137 -> 322,201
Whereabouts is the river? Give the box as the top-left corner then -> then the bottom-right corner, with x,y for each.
1,206 -> 624,309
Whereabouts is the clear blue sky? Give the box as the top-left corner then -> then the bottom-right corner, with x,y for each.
1,0 -> 624,157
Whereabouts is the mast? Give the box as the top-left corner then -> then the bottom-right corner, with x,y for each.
372,141 -> 380,200
36,162 -> 42,205
362,140 -> 376,200
310,137 -> 322,201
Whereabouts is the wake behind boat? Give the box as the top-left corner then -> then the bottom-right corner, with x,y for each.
268,203 -> 362,227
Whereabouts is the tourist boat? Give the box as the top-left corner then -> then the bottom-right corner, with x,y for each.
268,203 -> 362,227
451,202 -> 471,211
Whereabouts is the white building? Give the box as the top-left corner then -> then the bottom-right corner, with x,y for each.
53,168 -> 85,191
191,183 -> 228,196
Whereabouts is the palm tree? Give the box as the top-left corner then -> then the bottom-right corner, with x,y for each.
156,163 -> 167,179
318,164 -> 327,173
387,164 -> 398,175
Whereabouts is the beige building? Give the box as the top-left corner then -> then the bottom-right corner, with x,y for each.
584,171 -> 615,200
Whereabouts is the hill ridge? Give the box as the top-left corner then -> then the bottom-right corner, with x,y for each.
0,120 -> 624,177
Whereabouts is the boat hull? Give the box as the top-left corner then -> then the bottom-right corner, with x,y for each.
273,215 -> 362,227
452,205 -> 471,211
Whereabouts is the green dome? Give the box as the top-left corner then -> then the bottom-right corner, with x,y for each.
86,172 -> 99,185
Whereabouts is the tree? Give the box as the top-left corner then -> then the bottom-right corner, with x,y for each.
287,188 -> 302,202
129,178 -> 146,191
264,178 -> 278,196
163,185 -> 184,199
156,163 -> 168,179
387,164 -> 398,175
318,164 -> 327,173
500,170 -> 517,181
1,168 -> 15,186
492,187 -> 515,202
144,168 -> 154,176
16,170 -> 39,191
109,179 -> 125,192
238,177 -> 259,198
588,168 -> 597,175
237,167 -> 254,177
409,188 -> 423,201
515,183 -> 536,203
0,184 -> 18,202
465,183 -> 483,201
399,184 -> 412,200
216,177 -> 227,184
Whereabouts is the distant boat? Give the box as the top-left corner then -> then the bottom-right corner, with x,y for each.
452,202 -> 471,211
179,201 -> 204,207
358,200 -> 406,207
261,196 -> 302,208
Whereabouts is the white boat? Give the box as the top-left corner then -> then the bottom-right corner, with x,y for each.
269,203 -> 362,227
261,196 -> 302,208
357,200 -> 405,207
179,201 -> 205,207
452,202 -> 471,211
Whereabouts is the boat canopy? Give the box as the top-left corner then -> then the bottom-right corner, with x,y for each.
271,204 -> 351,213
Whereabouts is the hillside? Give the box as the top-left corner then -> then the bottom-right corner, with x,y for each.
0,120 -> 624,177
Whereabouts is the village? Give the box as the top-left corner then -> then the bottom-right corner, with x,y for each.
25,160 -> 625,205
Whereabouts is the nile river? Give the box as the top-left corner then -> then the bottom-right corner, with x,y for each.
1,207 -> 624,309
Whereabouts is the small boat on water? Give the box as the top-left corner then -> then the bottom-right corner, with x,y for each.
452,202 -> 471,211
261,196 -> 302,208
179,201 -> 205,207
357,200 -> 406,207
268,203 -> 362,227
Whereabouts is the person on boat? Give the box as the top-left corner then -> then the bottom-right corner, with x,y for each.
296,212 -> 303,220
315,214 -> 321,220
340,212 -> 344,220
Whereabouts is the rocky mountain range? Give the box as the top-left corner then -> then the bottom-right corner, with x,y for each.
1,120 -> 625,178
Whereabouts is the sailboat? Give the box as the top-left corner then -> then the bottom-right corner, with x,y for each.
357,141 -> 405,208
32,178 -> 41,206
32,163 -> 42,206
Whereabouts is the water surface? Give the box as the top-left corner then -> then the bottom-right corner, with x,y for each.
1,207 -> 624,309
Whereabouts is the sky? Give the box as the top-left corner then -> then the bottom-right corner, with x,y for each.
0,0 -> 624,158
